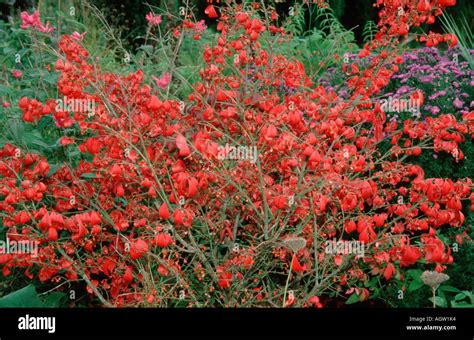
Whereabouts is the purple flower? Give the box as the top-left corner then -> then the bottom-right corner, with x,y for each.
396,86 -> 412,95
428,91 -> 446,100
419,75 -> 434,83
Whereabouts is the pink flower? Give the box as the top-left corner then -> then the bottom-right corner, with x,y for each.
20,10 -> 41,29
146,12 -> 162,27
11,70 -> 23,79
152,72 -> 170,89
430,106 -> 440,115
71,31 -> 87,41
195,20 -> 207,34
20,10 -> 54,33
37,22 -> 54,34
453,98 -> 463,109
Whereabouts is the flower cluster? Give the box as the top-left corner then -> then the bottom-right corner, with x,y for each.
389,47 -> 473,118
20,10 -> 54,34
145,12 -> 162,27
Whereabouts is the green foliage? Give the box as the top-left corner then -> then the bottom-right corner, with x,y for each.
280,4 -> 358,82
315,5 -> 350,38
410,137 -> 474,180
327,0 -> 346,21
0,285 -> 68,307
345,292 -> 360,304
430,286 -> 474,308
450,290 -> 474,307
445,234 -> 474,295
440,12 -> 474,69
362,20 -> 378,44
284,3 -> 306,36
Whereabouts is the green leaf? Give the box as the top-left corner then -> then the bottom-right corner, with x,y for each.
42,292 -> 67,307
67,148 -> 81,158
139,45 -> 154,55
81,173 -> 97,179
438,289 -> 446,301
47,163 -> 61,177
451,301 -> 471,308
408,280 -> 424,292
439,285 -> 461,293
0,285 -> 45,308
22,131 -> 50,149
19,88 -> 36,97
2,47 -> 15,56
364,277 -> 378,288
8,119 -> 25,143
0,85 -> 13,96
42,71 -> 58,86
405,269 -> 422,279
429,296 -> 447,307
454,292 -> 467,301
345,292 -> 360,305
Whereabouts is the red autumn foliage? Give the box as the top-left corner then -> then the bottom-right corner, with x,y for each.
0,0 -> 473,307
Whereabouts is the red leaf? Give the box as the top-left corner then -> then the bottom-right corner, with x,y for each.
176,134 -> 190,157
159,203 -> 170,219
291,256 -> 306,272
129,239 -> 149,260
384,263 -> 395,280
47,227 -> 58,241
204,4 -> 218,19
154,233 -> 172,248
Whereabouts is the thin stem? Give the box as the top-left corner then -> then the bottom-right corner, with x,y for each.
282,254 -> 294,307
